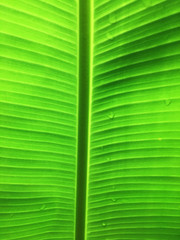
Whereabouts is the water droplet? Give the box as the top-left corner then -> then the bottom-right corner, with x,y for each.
102,222 -> 107,227
111,198 -> 117,202
40,204 -> 46,210
106,32 -> 113,40
108,112 -> 115,119
109,13 -> 116,24
164,99 -> 171,106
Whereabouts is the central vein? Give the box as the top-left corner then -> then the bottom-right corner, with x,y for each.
75,0 -> 91,239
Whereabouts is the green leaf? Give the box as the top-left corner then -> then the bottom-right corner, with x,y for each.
0,0 -> 78,239
86,0 -> 180,239
0,1 -> 180,240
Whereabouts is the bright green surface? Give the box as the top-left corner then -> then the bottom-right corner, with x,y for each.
0,1 -> 78,239
0,1 -> 180,240
87,0 -> 180,239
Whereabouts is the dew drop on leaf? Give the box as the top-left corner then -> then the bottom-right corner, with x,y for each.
108,112 -> 115,119
164,99 -> 171,106
106,32 -> 113,40
40,204 -> 46,210
111,198 -> 117,202
102,222 -> 107,227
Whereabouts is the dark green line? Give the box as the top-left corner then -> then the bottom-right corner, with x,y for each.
75,0 -> 90,239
